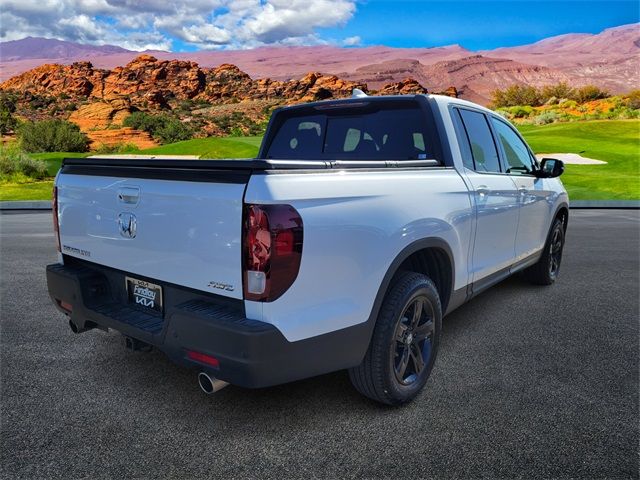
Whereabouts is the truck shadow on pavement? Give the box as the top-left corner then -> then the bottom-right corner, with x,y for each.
86,272 -> 540,424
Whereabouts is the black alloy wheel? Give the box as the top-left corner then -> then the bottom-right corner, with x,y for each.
392,296 -> 435,385
525,217 -> 565,285
349,272 -> 442,406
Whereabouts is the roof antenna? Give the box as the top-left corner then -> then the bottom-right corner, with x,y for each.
352,88 -> 368,98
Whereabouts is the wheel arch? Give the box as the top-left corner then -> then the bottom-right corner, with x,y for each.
555,203 -> 569,232
358,237 -> 455,359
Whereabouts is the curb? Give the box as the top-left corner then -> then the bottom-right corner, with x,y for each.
1,201 -> 52,210
1,200 -> 638,211
570,200 -> 640,209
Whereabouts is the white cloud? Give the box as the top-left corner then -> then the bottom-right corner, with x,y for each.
0,0 -> 358,51
180,24 -> 232,46
342,35 -> 361,46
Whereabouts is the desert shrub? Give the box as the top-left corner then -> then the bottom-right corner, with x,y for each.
94,143 -> 139,154
492,85 -> 542,108
508,105 -> 534,118
558,99 -> 577,109
18,119 -> 89,153
175,99 -> 210,112
540,82 -> 574,103
624,90 -> 640,109
533,111 -> 560,125
493,83 -> 613,108
572,85 -> 610,103
28,94 -> 55,110
620,107 -> 640,119
177,99 -> 195,112
123,111 -> 163,133
155,117 -> 192,143
0,143 -> 48,180
123,111 -> 192,144
211,111 -> 265,136
494,109 -> 513,120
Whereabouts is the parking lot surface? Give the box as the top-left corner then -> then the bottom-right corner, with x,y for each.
1,210 -> 638,479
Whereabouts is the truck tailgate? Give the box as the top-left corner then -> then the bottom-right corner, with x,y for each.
56,163 -> 248,300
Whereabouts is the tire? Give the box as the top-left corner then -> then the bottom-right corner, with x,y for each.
349,272 -> 442,406
524,217 -> 565,285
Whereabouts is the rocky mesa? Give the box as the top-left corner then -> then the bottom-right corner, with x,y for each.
0,55 -> 457,146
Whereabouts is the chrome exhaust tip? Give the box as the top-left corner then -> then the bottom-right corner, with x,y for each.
198,372 -> 229,394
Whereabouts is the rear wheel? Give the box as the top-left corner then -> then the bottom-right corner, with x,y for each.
525,217 -> 565,285
349,272 -> 442,406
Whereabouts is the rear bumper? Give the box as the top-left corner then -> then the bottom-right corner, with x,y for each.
46,259 -> 368,388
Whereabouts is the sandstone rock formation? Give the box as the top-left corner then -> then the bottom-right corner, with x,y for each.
0,61 -> 107,97
376,78 -> 429,95
87,127 -> 157,150
0,55 -> 370,107
100,55 -> 205,103
69,97 -> 133,131
0,55 -> 456,145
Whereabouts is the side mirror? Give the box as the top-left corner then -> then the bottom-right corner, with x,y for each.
537,158 -> 564,178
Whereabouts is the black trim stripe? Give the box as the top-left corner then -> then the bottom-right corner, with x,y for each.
61,156 -> 446,182
61,164 -> 252,184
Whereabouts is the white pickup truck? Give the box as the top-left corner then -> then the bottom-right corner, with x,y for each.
47,93 -> 568,405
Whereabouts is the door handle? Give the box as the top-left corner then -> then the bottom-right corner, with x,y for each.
476,186 -> 490,198
118,186 -> 140,205
518,187 -> 528,196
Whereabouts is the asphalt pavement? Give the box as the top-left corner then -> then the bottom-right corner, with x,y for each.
1,210 -> 638,479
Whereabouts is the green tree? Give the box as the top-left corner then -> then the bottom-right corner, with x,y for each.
572,85 -> 610,103
491,84 -> 542,108
0,94 -> 18,135
540,82 -> 574,102
0,143 -> 48,180
123,111 -> 164,133
123,111 -> 192,144
155,117 -> 192,143
18,119 -> 89,153
625,90 -> 640,110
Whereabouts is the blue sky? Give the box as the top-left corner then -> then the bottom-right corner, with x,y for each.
318,1 -> 640,50
2,0 -> 638,52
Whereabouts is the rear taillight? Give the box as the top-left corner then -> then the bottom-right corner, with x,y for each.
243,204 -> 303,302
52,186 -> 60,252
57,300 -> 73,313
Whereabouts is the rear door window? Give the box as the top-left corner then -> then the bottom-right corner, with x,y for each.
451,109 -> 475,170
266,104 -> 433,161
457,109 -> 501,173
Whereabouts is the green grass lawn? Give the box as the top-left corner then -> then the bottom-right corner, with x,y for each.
0,181 -> 54,201
0,152 -> 90,201
141,136 -> 262,158
29,151 -> 90,176
1,137 -> 262,201
518,120 -> 640,200
23,137 -> 262,180
2,122 -> 638,201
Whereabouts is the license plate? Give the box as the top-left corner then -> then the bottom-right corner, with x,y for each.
126,277 -> 163,314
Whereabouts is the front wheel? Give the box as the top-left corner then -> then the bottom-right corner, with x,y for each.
349,272 -> 442,406
525,218 -> 566,285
